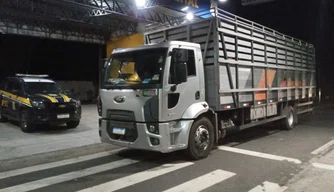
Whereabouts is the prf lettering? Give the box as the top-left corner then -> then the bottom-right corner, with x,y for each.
174,0 -> 199,8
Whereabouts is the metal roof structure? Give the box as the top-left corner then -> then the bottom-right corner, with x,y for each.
0,0 -> 188,44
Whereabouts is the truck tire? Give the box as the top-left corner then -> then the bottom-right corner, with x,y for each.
186,117 -> 214,160
0,107 -> 7,122
20,110 -> 35,133
281,106 -> 296,130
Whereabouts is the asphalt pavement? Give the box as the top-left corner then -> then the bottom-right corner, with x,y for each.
1,104 -> 334,192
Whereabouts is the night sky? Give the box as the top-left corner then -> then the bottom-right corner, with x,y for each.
0,0 -> 333,94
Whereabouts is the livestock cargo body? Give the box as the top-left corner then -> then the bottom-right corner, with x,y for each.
98,7 -> 316,160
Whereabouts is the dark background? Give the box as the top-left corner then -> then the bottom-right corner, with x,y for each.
0,35 -> 102,82
0,0 -> 332,96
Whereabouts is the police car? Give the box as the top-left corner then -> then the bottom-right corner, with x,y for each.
0,74 -> 81,132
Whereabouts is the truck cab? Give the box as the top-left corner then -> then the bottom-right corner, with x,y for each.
98,41 -> 216,159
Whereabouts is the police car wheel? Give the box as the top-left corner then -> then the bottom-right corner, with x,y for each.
66,120 -> 80,129
20,110 -> 35,133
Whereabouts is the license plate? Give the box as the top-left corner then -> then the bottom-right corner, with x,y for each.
113,127 -> 126,135
57,114 -> 70,119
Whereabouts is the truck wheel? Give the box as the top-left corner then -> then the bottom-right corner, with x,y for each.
67,120 -> 80,129
186,117 -> 214,160
281,106 -> 295,130
20,110 -> 35,133
0,107 -> 7,122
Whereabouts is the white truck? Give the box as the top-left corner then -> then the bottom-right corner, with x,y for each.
98,7 -> 316,160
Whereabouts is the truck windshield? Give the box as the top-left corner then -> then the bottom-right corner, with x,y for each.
102,48 -> 167,89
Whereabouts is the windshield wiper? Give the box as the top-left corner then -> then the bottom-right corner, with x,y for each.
107,78 -> 126,85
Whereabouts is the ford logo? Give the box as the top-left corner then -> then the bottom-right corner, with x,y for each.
114,96 -> 126,103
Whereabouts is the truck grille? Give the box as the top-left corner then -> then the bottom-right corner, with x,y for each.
107,110 -> 135,121
107,120 -> 138,142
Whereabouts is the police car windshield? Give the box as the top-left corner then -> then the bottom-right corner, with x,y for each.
103,48 -> 167,89
24,82 -> 63,94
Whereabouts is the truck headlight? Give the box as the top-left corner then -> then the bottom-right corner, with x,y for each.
147,123 -> 159,134
31,101 -> 45,109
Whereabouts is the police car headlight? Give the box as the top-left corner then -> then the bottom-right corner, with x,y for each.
31,101 -> 45,109
71,99 -> 81,108
76,100 -> 81,107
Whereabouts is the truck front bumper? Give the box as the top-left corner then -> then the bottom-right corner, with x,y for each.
99,118 -> 194,153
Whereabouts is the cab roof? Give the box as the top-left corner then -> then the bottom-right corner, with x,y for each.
112,40 -> 201,55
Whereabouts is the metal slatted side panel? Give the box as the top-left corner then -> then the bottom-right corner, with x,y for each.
145,19 -> 216,65
214,8 -> 316,110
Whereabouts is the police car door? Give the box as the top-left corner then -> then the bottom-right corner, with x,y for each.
0,79 -> 10,117
6,79 -> 21,118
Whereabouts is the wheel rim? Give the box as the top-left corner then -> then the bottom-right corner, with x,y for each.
288,112 -> 294,126
194,125 -> 210,151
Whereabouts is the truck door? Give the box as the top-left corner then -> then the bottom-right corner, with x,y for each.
162,47 -> 202,122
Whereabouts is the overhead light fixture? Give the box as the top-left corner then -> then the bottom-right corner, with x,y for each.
219,0 -> 228,2
181,6 -> 189,11
186,13 -> 194,20
136,0 -> 146,8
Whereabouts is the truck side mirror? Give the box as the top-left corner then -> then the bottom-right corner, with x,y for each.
175,63 -> 187,84
101,58 -> 109,84
170,62 -> 187,85
172,49 -> 188,63
103,58 -> 109,68
170,48 -> 188,85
